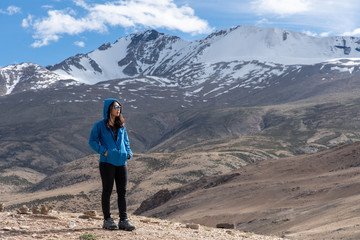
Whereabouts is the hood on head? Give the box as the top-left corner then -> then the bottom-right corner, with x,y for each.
103,98 -> 120,120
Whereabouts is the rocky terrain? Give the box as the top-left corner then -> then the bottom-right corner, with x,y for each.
0,209 -> 285,240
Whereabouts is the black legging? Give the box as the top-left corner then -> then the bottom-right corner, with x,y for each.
99,162 -> 128,220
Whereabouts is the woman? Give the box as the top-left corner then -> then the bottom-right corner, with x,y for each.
89,98 -> 135,231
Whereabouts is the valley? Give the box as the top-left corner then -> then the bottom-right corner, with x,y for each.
2,95 -> 360,239
1,26 -> 360,239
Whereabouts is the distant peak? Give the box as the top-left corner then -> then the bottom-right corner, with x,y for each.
130,29 -> 163,43
1,62 -> 40,70
98,42 -> 111,51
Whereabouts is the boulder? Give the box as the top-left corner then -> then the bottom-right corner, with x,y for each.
18,205 -> 29,214
216,223 -> 235,229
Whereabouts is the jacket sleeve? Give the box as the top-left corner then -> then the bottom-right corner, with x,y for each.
89,122 -> 107,155
124,128 -> 133,159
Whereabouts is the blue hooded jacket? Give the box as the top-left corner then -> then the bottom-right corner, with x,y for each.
89,98 -> 133,166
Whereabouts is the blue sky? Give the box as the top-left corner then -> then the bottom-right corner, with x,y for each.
1,0 -> 360,67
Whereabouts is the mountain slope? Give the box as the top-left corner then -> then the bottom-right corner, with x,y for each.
45,26 -> 360,86
47,30 -> 187,84
2,72 -> 360,174
184,26 -> 360,65
135,142 -> 360,239
0,63 -> 78,96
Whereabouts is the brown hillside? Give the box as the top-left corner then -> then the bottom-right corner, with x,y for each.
135,142 -> 360,239
0,151 -> 253,214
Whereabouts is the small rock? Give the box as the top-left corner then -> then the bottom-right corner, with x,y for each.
40,205 -> 52,215
83,210 -> 97,216
186,223 -> 200,230
0,203 -> 4,212
32,206 -> 41,214
18,205 -> 29,214
140,218 -> 151,223
78,214 -> 102,220
226,230 -> 234,235
69,221 -> 76,228
216,223 -> 234,229
20,226 -> 30,230
3,227 -> 12,231
32,214 -> 59,220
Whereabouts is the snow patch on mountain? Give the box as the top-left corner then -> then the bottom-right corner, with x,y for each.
326,58 -> 360,66
0,63 -> 74,95
331,66 -> 355,74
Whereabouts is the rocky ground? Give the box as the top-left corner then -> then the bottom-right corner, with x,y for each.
0,209 -> 285,240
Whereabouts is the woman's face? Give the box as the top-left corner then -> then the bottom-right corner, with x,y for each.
111,102 -> 121,117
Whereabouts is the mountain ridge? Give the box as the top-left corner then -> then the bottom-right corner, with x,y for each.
46,25 -> 360,85
2,25 -> 360,96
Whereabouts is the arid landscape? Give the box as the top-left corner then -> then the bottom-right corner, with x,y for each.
2,27 -> 360,240
2,140 -> 360,239
136,142 -> 360,239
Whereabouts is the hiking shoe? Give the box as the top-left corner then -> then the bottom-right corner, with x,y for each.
103,218 -> 117,230
118,219 -> 136,231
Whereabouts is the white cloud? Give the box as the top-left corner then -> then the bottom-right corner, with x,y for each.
303,30 -> 332,38
73,0 -> 90,10
24,0 -> 212,47
74,41 -> 85,47
251,0 -> 311,15
256,18 -> 272,25
320,31 -> 331,37
250,0 -> 360,37
22,15 -> 33,28
342,28 -> 360,37
42,5 -> 54,9
0,6 -> 21,15
302,30 -> 317,37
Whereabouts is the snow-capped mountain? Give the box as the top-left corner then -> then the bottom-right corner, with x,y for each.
0,63 -> 79,96
2,25 -> 360,97
45,25 -> 360,86
47,30 -> 187,84
180,26 -> 360,65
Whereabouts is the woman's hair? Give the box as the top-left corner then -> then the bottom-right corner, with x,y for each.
107,101 -> 125,129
